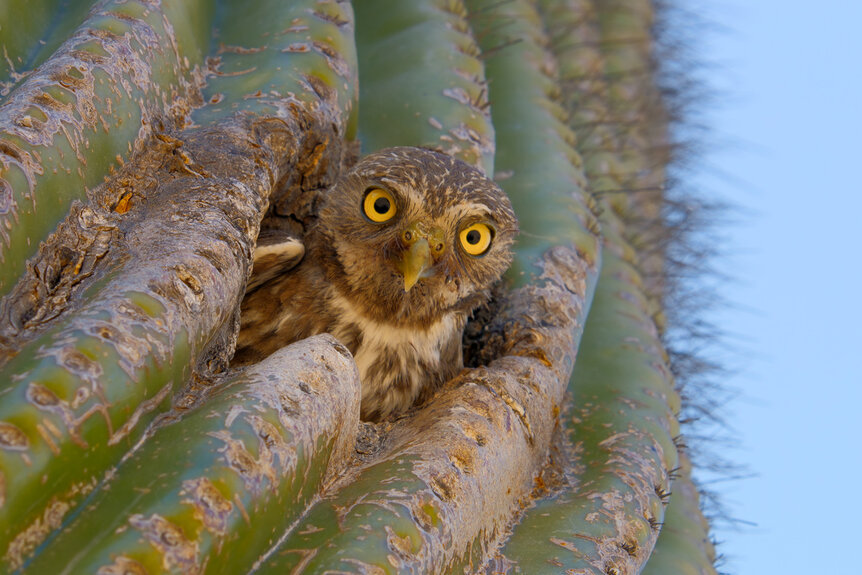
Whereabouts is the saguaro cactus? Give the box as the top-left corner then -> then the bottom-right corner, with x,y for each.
0,1 -> 718,573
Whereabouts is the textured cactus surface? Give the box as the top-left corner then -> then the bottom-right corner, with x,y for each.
0,1 -> 717,574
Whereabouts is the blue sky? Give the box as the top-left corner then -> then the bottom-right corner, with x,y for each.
695,1 -> 862,572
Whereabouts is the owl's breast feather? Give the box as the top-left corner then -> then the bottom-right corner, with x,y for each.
329,293 -> 465,420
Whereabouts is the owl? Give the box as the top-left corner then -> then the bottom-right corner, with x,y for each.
234,147 -> 518,421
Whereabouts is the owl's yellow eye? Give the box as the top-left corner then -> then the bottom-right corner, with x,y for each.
459,223 -> 493,256
363,188 -> 397,223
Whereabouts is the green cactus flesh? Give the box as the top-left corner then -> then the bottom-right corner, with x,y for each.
355,0 -> 494,175
22,335 -> 360,575
0,0 -> 93,92
487,214 -> 680,574
465,0 -> 600,286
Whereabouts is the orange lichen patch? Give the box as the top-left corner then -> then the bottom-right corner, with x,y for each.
153,133 -> 185,149
282,43 -> 311,53
299,142 -> 327,174
114,191 -> 133,213
516,346 -> 554,369
550,536 -> 581,551
128,513 -> 199,572
533,473 -> 547,493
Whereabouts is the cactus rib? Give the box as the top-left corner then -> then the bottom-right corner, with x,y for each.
23,335 -> 361,575
0,0 -> 357,567
0,0 -> 215,296
641,454 -> 719,575
486,215 -> 680,574
464,0 -> 600,286
354,0 -> 495,174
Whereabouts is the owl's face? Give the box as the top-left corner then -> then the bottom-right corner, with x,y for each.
313,147 -> 518,326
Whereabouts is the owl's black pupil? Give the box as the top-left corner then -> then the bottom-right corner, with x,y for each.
373,197 -> 390,214
466,230 -> 481,245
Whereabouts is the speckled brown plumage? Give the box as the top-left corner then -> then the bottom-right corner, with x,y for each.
234,147 -> 517,421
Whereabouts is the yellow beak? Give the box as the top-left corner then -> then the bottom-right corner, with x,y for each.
397,238 -> 432,291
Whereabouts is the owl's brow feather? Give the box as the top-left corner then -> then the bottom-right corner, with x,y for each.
376,175 -> 426,210
448,201 -> 496,221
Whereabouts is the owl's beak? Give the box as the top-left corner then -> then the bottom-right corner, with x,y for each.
397,222 -> 445,291
398,238 -> 432,292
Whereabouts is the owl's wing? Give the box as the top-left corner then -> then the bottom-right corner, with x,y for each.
245,229 -> 305,293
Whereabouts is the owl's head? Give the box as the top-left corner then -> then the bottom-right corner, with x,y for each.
312,147 -> 518,325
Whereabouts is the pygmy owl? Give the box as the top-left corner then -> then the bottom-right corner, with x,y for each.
234,147 -> 518,421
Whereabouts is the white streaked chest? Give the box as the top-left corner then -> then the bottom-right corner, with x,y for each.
328,294 -> 459,398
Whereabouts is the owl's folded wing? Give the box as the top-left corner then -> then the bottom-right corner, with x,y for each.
245,230 -> 305,293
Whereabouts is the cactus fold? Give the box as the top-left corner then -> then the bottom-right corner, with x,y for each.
257,243 -> 593,574
486,214 -> 680,574
355,0 -> 495,175
23,335 -> 360,575
0,0 -> 214,295
0,0 -> 357,568
642,455 -> 719,575
465,0 -> 600,285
